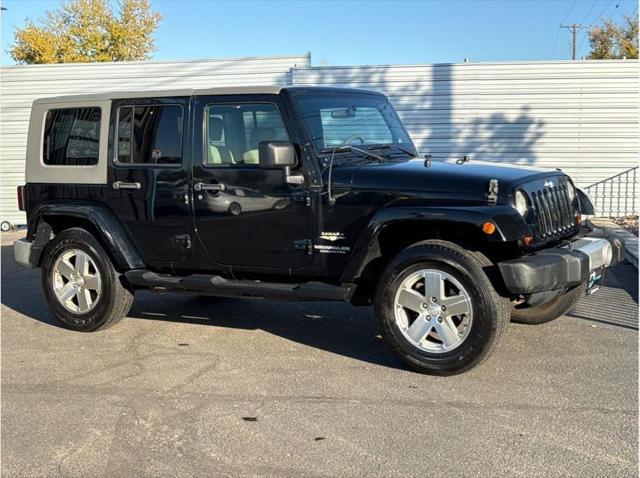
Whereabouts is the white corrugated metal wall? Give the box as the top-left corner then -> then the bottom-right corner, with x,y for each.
1,56 -> 638,225
292,60 -> 639,216
0,54 -> 310,226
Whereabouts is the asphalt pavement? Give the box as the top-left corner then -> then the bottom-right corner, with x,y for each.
1,230 -> 638,477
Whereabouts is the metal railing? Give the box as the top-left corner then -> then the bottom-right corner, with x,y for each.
584,167 -> 638,217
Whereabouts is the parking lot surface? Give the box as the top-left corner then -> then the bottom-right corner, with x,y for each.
1,230 -> 638,477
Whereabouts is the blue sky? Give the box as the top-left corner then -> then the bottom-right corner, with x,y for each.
1,0 -> 637,65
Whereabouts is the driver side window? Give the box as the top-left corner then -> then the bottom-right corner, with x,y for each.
204,103 -> 289,167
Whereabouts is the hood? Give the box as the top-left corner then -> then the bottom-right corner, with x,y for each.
348,158 -> 564,200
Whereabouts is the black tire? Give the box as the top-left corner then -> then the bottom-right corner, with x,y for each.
41,228 -> 134,332
374,240 -> 510,376
510,283 -> 586,325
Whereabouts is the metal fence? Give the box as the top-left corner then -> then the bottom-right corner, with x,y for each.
584,167 -> 638,217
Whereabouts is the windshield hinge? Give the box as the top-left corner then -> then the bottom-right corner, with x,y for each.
292,190 -> 311,207
294,239 -> 313,255
174,234 -> 192,249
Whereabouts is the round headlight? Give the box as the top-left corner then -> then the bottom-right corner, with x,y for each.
567,183 -> 576,202
515,190 -> 528,216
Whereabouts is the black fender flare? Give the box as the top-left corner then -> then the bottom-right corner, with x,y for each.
340,203 -> 531,284
26,201 -> 145,270
577,188 -> 596,215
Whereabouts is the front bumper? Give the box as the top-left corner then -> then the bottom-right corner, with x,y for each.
497,231 -> 624,296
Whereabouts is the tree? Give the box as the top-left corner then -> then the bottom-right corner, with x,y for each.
588,14 -> 638,59
10,0 -> 162,64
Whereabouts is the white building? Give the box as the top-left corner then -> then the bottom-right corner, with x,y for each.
1,54 -> 637,227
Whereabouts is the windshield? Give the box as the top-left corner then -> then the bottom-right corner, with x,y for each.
294,93 -> 415,154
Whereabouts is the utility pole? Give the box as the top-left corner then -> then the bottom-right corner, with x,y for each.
560,24 -> 587,60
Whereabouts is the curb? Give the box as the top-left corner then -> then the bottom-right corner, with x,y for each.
589,218 -> 638,269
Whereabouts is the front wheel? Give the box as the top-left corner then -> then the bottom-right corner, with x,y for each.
375,240 -> 510,375
41,228 -> 134,332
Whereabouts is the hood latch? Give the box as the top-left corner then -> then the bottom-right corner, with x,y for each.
486,179 -> 499,204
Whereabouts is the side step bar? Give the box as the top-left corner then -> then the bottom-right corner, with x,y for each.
125,270 -> 354,302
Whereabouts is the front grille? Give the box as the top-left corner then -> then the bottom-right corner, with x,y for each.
529,178 -> 577,240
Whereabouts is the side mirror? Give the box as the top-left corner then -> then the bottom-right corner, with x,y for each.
258,141 -> 297,169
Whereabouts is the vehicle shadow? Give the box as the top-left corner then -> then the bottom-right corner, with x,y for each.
1,240 -> 61,327
567,262 -> 639,330
0,244 -> 406,370
4,241 -> 637,368
132,293 -> 405,369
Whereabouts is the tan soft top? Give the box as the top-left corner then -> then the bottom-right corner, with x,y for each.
32,85 -> 285,105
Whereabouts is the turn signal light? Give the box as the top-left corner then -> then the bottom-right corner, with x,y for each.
575,214 -> 582,225
523,235 -> 534,246
482,222 -> 496,235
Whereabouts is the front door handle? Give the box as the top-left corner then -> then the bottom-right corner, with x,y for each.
194,182 -> 225,192
112,181 -> 141,190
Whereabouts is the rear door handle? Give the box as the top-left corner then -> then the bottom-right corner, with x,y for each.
194,182 -> 225,192
112,181 -> 141,190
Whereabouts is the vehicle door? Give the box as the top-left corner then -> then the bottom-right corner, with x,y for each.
191,95 -> 314,269
108,97 -> 192,264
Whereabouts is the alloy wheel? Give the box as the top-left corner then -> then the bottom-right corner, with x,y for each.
393,269 -> 473,353
52,249 -> 102,314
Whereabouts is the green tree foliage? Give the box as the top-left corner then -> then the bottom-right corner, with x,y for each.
588,14 -> 638,59
10,0 -> 162,64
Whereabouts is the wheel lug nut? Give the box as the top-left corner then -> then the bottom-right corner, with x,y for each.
431,297 -> 437,303
421,303 -> 428,309
441,305 -> 446,311
437,317 -> 443,323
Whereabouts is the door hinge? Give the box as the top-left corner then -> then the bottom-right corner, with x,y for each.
292,190 -> 311,207
294,239 -> 313,255
175,234 -> 192,249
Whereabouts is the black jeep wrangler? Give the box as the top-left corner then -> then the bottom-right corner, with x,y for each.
14,86 -> 623,375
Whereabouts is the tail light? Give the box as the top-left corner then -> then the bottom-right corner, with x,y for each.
17,186 -> 24,211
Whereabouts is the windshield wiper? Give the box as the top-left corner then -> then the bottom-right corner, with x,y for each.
320,145 -> 386,162
367,144 -> 418,158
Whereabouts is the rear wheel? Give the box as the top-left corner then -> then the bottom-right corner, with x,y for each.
375,240 -> 510,375
41,228 -> 134,332
510,283 -> 586,325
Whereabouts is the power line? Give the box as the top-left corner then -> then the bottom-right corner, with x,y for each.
592,0 -> 616,25
564,0 -> 596,59
577,0 -> 614,56
577,0 -> 622,59
551,0 -> 578,58
578,0 -> 600,25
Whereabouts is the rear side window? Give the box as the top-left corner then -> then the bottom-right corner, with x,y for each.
43,107 -> 101,166
116,105 -> 183,165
